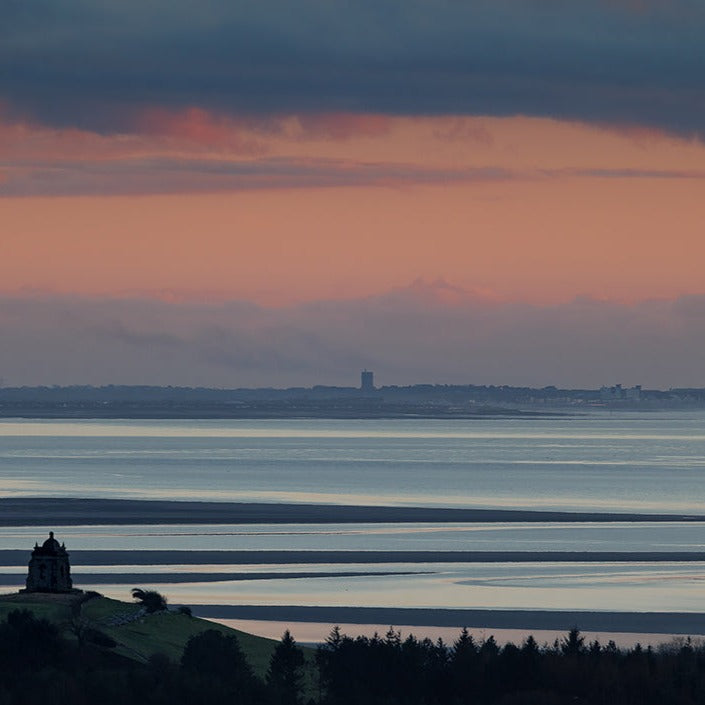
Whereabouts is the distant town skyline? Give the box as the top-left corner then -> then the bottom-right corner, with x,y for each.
1,283 -> 704,389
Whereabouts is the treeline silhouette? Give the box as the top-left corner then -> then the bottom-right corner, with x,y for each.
318,626 -> 705,705
2,610 -> 705,704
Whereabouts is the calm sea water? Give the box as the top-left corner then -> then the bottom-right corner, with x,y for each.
1,412 -> 704,620
1,411 -> 705,512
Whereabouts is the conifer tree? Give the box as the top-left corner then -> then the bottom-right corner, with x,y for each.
268,630 -> 305,705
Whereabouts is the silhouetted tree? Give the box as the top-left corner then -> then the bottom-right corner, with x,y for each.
181,629 -> 264,705
0,609 -> 65,672
560,626 -> 585,657
131,587 -> 167,613
268,630 -> 305,705
182,629 -> 254,683
450,627 -> 478,704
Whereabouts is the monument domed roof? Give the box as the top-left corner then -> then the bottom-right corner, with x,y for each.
35,531 -> 66,555
42,532 -> 60,549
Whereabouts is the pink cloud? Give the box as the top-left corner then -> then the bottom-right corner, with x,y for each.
594,121 -> 690,147
294,113 -> 393,140
0,108 -> 267,165
1,111 -> 704,198
136,107 -> 266,153
0,115 -> 165,163
380,279 -> 505,308
432,118 -> 494,145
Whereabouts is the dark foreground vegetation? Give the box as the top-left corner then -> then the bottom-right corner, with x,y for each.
2,609 -> 705,705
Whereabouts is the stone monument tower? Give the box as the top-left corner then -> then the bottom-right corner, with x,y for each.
24,532 -> 73,593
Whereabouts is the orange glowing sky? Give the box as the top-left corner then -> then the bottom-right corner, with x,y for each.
2,114 -> 705,305
3,1 -> 705,386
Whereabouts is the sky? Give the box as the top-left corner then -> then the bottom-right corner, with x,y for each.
2,0 -> 705,388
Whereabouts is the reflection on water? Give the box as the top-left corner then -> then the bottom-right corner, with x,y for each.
1,412 -> 705,512
3,416 -> 705,441
2,413 -> 705,617
0,522 -> 703,553
1,521 -> 704,613
33,561 -> 703,614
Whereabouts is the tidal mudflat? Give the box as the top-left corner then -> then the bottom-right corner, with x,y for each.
2,413 -> 704,642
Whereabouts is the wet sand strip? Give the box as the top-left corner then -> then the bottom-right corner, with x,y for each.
1,549 -> 704,567
190,605 -> 705,636
1,498 -> 704,526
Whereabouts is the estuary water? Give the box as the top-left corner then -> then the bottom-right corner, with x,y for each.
1,411 -> 705,512
1,411 -> 704,632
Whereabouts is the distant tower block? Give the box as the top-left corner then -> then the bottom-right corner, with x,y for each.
360,369 -> 375,392
24,532 -> 73,593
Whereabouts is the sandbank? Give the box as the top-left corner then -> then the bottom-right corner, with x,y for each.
1,497 -> 703,526
1,549 -> 704,566
191,604 -> 705,636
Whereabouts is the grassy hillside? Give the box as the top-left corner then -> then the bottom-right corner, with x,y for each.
0,591 -> 74,624
0,590 -> 290,678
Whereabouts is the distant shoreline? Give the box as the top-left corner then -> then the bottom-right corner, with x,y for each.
0,407 -> 562,420
2,382 -> 703,413
1,497 -> 704,526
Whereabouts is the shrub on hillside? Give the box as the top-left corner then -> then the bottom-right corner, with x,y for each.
131,588 -> 168,613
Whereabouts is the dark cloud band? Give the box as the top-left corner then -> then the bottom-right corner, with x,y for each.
2,1 -> 704,135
